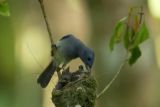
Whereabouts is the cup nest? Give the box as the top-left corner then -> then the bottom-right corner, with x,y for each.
52,65 -> 97,107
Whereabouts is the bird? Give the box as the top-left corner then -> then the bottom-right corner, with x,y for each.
37,34 -> 95,88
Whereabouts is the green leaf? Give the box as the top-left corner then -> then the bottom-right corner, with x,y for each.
0,1 -> 10,16
109,17 -> 127,51
109,7 -> 149,66
123,26 -> 133,50
130,23 -> 149,49
129,46 -> 141,65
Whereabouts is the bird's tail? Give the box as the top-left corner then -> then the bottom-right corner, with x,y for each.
37,60 -> 56,88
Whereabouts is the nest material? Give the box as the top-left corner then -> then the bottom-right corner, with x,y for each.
52,66 -> 97,107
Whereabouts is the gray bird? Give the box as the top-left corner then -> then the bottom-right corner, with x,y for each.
37,34 -> 95,88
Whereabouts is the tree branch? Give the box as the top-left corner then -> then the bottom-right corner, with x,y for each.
97,53 -> 129,99
38,0 -> 54,45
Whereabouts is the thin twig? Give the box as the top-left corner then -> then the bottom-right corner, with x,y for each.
97,53 -> 129,99
26,41 -> 43,70
38,0 -> 54,45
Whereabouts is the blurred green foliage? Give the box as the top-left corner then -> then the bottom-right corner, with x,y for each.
0,12 -> 14,107
0,1 -> 10,16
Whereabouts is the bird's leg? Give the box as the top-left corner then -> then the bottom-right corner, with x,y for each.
56,63 -> 66,79
61,63 -> 67,73
56,67 -> 62,79
56,63 -> 67,80
51,44 -> 57,56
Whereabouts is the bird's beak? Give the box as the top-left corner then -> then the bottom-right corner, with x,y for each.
86,65 -> 91,72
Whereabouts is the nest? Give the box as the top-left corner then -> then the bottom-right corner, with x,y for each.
52,66 -> 97,107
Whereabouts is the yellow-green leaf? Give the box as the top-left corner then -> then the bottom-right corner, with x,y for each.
109,17 -> 127,51
130,23 -> 149,49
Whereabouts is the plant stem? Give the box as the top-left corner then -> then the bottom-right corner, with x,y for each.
38,0 -> 54,45
97,53 -> 129,99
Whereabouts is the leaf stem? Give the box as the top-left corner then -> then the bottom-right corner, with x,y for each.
97,53 -> 129,99
38,0 -> 54,45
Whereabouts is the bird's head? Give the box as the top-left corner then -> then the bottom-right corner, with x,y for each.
79,47 -> 95,71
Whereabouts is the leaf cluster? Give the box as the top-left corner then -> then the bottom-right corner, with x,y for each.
109,7 -> 149,65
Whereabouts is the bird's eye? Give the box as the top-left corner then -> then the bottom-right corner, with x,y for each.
87,57 -> 91,61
